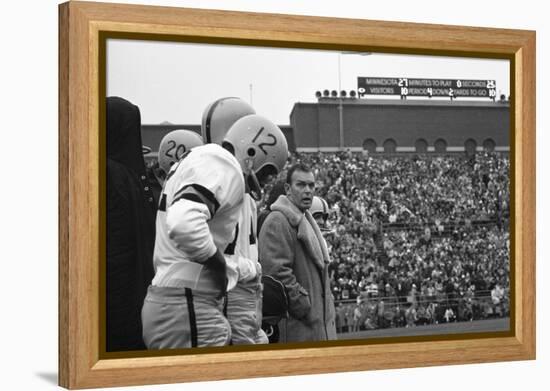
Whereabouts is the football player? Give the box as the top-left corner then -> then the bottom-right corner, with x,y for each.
310,196 -> 329,229
141,112 -> 287,349
218,114 -> 288,345
310,196 -> 334,236
202,97 -> 289,344
154,129 -> 204,183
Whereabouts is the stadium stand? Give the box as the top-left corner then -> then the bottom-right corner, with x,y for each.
259,150 -> 510,331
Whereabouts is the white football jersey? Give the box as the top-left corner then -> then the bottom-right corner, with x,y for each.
225,193 -> 260,290
151,144 -> 245,291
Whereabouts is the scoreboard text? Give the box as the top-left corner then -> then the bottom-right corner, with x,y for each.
357,77 -> 497,99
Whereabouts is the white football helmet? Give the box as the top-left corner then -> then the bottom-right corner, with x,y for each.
310,196 -> 332,232
222,114 -> 288,200
201,97 -> 256,144
157,129 -> 203,177
310,196 -> 329,219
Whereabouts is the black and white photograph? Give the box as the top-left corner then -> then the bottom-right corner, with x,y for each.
6,0 -> 550,388
105,38 -> 511,353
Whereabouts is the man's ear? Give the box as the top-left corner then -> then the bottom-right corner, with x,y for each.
284,182 -> 291,195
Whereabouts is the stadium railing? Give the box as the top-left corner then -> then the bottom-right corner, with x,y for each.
333,291 -> 509,333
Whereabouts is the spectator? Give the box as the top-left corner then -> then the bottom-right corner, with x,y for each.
416,304 -> 429,326
335,303 -> 345,333
352,301 -> 363,332
377,299 -> 386,328
444,307 -> 456,323
405,304 -> 417,327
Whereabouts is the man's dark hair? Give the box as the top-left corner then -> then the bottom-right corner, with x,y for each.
286,163 -> 312,184
265,180 -> 286,210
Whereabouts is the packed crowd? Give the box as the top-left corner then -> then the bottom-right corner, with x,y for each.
291,150 -> 510,227
260,150 -> 511,331
331,225 -> 510,331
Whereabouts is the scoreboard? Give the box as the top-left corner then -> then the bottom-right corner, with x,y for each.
357,77 -> 497,99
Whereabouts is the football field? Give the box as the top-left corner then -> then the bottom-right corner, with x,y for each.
337,317 -> 510,340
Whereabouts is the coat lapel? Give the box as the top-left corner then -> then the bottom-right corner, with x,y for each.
296,218 -> 325,270
271,196 -> 328,271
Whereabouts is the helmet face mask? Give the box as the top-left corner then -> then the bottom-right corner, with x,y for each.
243,164 -> 278,201
313,211 -> 329,222
255,165 -> 278,188
313,212 -> 330,232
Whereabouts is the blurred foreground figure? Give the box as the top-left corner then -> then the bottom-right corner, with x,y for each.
106,96 -> 156,352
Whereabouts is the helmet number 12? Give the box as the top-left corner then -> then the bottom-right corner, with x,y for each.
252,127 -> 277,155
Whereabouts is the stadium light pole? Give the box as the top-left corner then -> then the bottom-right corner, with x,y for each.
338,51 -> 372,151
338,53 -> 344,151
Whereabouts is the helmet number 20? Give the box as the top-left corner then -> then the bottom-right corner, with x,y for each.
251,127 -> 277,155
165,140 -> 187,160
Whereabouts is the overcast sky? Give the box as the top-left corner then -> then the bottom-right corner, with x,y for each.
107,39 -> 510,125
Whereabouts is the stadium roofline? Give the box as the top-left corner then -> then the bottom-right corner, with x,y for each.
293,98 -> 509,109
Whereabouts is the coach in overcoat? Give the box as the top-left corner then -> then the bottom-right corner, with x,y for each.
259,165 -> 336,343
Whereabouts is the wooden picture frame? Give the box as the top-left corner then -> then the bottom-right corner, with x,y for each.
58,1 -> 535,389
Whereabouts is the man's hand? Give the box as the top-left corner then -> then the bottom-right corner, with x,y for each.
205,249 -> 228,298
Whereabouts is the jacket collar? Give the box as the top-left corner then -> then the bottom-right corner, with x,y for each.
271,195 -> 330,269
270,195 -> 304,227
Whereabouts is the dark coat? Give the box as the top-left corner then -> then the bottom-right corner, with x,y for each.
106,97 -> 156,351
259,195 -> 336,343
